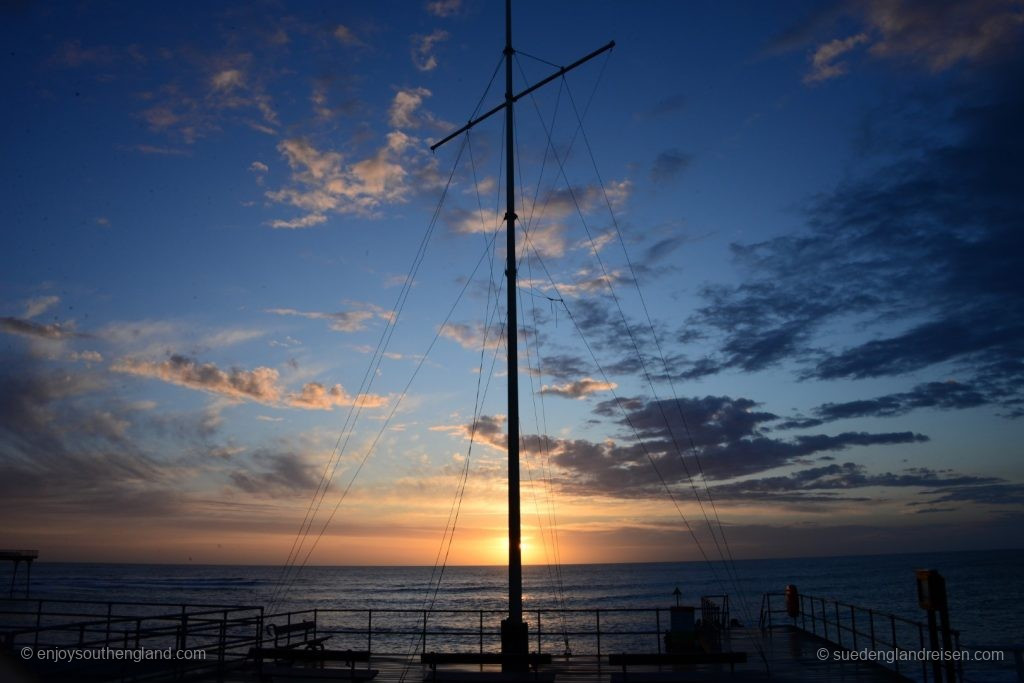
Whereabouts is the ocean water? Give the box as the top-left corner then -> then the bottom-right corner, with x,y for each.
14,548 -> 1023,650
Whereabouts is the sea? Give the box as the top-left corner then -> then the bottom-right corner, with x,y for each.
7,548 -> 1023,680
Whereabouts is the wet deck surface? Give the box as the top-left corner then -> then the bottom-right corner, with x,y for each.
232,627 -> 909,683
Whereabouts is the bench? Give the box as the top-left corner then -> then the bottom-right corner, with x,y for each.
267,620 -> 333,650
607,652 -> 747,681
253,648 -> 377,681
421,653 -> 554,683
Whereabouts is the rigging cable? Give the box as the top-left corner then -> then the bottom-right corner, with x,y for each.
560,74 -> 758,626
269,51 -> 507,614
514,51 -> 745,606
512,104 -> 573,651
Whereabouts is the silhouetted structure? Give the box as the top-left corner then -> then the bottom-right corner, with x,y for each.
1,549 -> 37,598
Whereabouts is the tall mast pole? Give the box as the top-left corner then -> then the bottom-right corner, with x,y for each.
427,3 -> 612,668
502,0 -> 525,660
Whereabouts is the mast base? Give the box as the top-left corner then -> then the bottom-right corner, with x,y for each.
500,618 -> 529,671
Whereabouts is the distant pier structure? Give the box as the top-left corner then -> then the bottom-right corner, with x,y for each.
1,549 -> 38,598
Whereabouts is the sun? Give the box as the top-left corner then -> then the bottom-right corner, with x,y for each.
488,536 -> 541,565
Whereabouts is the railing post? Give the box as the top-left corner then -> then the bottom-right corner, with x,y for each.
835,601 -> 841,647
656,610 -> 661,654
218,614 -> 227,669
851,605 -> 857,650
105,603 -> 112,645
891,616 -> 899,675
537,610 -> 542,653
180,605 -> 188,650
368,610 -> 373,654
34,600 -> 42,648
919,623 -> 928,682
596,609 -> 601,658
422,611 -> 427,655
258,607 -> 264,649
821,599 -> 828,641
480,611 -> 484,654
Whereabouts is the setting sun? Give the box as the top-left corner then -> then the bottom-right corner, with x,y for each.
487,536 -> 541,566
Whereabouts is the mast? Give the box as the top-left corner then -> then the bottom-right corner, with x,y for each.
503,0 -> 524,653
429,2 -> 613,669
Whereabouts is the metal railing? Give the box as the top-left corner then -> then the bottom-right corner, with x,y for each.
262,606 -> 679,658
760,591 -> 962,682
3,597 -> 737,680
1,598 -> 264,681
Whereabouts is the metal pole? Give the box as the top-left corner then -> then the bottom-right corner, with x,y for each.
503,0 -> 525,669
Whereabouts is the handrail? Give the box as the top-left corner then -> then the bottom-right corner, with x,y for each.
760,591 -> 963,682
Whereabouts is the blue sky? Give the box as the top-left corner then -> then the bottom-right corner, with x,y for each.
2,0 -> 1022,566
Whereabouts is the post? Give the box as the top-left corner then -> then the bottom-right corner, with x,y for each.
916,569 -> 953,683
500,0 -> 526,670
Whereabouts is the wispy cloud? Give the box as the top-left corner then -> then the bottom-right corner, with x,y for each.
1,317 -> 82,341
265,133 -> 417,224
804,33 -> 869,84
539,377 -> 617,399
389,87 -> 432,128
411,29 -> 449,71
426,0 -> 461,18
23,296 -> 61,319
111,354 -> 385,411
333,24 -> 364,48
266,305 -> 391,332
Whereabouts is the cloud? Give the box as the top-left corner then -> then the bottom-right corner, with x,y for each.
441,396 -> 929,499
794,1 -> 1024,85
426,0 -> 461,17
333,24 -> 364,47
389,87 -> 432,128
788,381 -> 989,426
268,214 -> 328,229
24,296 -> 61,319
229,450 -> 321,498
249,161 -> 269,173
111,354 -> 384,411
136,51 -> 279,144
679,58 -> 1024,414
650,149 -> 692,184
211,68 -> 245,92
439,322 -> 504,351
266,305 -> 389,332
865,0 -> 1024,72
112,355 -> 283,404
411,30 -> 449,71
266,134 -> 418,223
289,382 -> 387,410
0,317 -> 82,340
69,350 -> 103,363
131,144 -> 191,156
804,33 -> 869,84
539,378 -> 617,399
708,461 -> 1001,506
0,357 -> 183,518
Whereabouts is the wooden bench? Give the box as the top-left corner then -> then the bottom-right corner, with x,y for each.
267,620 -> 333,650
607,652 -> 747,681
253,648 -> 377,681
421,653 -> 554,683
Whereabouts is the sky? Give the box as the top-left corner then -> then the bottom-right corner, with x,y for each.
1,0 -> 1022,569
